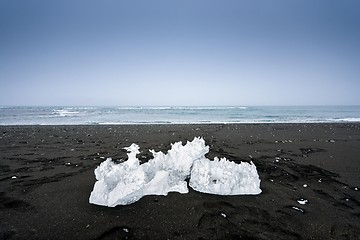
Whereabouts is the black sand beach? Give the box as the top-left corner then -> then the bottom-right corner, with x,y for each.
1,124 -> 360,240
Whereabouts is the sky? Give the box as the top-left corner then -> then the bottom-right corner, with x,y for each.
1,0 -> 359,106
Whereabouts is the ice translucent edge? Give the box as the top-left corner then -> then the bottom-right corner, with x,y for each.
89,137 -> 261,207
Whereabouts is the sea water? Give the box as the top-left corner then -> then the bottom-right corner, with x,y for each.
0,106 -> 360,125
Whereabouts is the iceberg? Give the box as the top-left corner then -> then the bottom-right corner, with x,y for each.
89,137 -> 261,207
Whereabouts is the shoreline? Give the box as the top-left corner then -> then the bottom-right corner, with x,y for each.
1,123 -> 360,239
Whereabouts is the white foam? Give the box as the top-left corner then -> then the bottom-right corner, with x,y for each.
53,109 -> 80,117
118,106 -> 247,111
89,137 -> 261,207
332,118 -> 360,122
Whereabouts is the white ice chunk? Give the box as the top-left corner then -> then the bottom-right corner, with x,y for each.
297,199 -> 308,205
89,137 -> 262,207
292,206 -> 304,213
89,137 -> 208,206
189,157 -> 262,195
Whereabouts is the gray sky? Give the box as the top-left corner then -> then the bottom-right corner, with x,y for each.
1,0 -> 359,106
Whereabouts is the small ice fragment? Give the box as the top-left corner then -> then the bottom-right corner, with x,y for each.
221,213 -> 227,218
355,187 -> 358,191
303,184 -> 308,188
100,156 -> 106,159
345,198 -> 349,202
66,162 -> 71,165
292,206 -> 304,213
70,149 -> 74,151
297,199 -> 308,205
270,179 -> 274,182
11,176 -> 17,179
123,228 -> 129,233
318,179 -> 322,183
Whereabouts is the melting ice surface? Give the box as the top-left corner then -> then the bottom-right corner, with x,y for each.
190,157 -> 261,195
89,137 -> 261,207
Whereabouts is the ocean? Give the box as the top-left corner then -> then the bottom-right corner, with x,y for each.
0,106 -> 360,125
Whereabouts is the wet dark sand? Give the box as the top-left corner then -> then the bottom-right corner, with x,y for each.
1,124 -> 360,240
